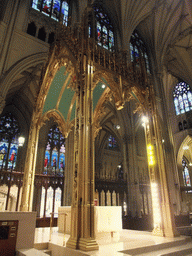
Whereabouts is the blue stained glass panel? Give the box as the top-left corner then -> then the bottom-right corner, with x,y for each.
61,1 -> 69,24
44,150 -> 50,168
52,0 -> 60,21
173,82 -> 192,115
31,0 -> 69,25
0,142 -> 8,168
44,125 -> 65,175
179,95 -> 184,113
42,0 -> 52,16
59,154 -> 65,169
174,98 -> 180,115
0,113 -> 20,171
51,148 -> 58,168
89,25 -> 91,37
102,26 -> 107,33
130,30 -> 151,73
32,0 -> 41,11
109,31 -> 113,37
188,91 -> 192,105
182,159 -> 191,191
8,143 -> 18,170
107,135 -> 118,149
183,166 -> 191,186
99,12 -> 104,18
94,5 -> 114,51
183,93 -> 189,111
97,22 -> 101,41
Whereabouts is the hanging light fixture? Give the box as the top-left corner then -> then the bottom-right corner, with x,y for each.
101,84 -> 106,89
142,116 -> 148,127
18,136 -> 25,147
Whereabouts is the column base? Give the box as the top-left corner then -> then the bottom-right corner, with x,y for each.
78,238 -> 99,251
66,237 -> 78,249
152,227 -> 164,237
66,237 -> 78,250
66,237 -> 99,251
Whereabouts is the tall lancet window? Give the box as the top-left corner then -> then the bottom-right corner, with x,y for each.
0,113 -> 20,171
31,0 -> 69,24
130,30 -> 150,73
173,81 -> 192,115
44,125 -> 65,176
94,5 -> 114,51
182,158 -> 191,192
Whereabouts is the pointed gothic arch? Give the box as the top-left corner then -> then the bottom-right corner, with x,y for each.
41,109 -> 74,138
0,53 -> 47,99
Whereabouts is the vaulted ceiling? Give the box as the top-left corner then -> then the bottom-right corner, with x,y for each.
4,0 -> 192,129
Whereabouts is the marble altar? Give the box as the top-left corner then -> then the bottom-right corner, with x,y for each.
58,206 -> 122,237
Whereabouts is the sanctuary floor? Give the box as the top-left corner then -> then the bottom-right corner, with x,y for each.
34,227 -> 192,256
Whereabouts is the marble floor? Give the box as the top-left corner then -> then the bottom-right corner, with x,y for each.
34,227 -> 192,256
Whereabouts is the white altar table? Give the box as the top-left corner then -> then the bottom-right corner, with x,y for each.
58,206 -> 122,238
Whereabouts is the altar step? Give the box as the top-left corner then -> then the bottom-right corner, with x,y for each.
33,237 -> 192,256
34,228 -> 192,256
34,241 -> 88,256
17,248 -> 51,256
122,237 -> 192,256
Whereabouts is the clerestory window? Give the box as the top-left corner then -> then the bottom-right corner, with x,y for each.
173,81 -> 192,115
130,30 -> 150,73
31,0 -> 69,25
93,5 -> 114,51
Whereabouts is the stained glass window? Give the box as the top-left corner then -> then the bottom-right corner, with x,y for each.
130,31 -> 150,73
0,113 -> 20,171
94,5 -> 114,51
31,0 -> 69,24
107,135 -> 118,149
44,125 -> 65,176
173,81 -> 192,115
182,158 -> 192,192
88,24 -> 91,38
